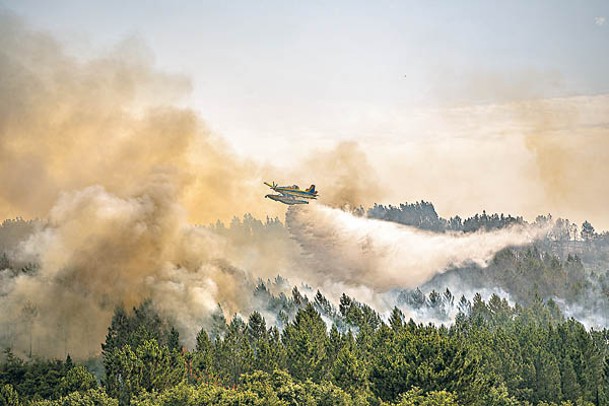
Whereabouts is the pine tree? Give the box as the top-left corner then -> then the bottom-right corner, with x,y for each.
209,305 -> 228,342
388,307 -> 404,332
331,332 -> 368,392
283,304 -> 329,382
167,326 -> 180,353
57,365 -> 97,397
560,354 -> 581,401
193,328 -> 214,380
247,311 -> 266,342
215,315 -> 253,385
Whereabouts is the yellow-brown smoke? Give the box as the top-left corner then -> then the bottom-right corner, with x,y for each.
0,14 -> 386,358
6,180 -> 256,357
0,14 -> 277,225
519,97 -> 609,226
295,141 -> 383,208
0,14 -> 280,358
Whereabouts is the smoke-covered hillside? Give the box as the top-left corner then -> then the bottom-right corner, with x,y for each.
2,206 -> 609,405
366,201 -> 609,327
2,200 -> 608,360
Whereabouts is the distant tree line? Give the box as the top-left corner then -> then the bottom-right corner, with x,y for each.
367,202 -> 609,244
367,201 -> 525,233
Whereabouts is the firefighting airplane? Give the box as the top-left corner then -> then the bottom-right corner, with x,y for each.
264,181 -> 319,205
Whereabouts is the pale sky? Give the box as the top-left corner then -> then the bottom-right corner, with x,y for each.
4,1 -> 608,152
2,0 -> 609,228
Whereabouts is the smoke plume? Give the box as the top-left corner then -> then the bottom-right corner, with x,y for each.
519,96 -> 609,225
0,13 -> 277,224
3,179 -> 261,357
0,13 -> 277,357
294,141 -> 383,208
0,13 -> 558,359
287,205 -> 546,291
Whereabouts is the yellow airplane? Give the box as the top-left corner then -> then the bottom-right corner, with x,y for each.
264,181 -> 318,205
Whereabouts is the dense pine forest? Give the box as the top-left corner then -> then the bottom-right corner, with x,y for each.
2,202 -> 609,405
1,294 -> 608,405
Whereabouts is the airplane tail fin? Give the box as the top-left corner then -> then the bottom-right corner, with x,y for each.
306,184 -> 317,194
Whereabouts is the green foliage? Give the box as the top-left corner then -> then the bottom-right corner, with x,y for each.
282,303 -> 329,382
57,365 -> 98,397
101,300 -> 185,403
190,328 -> 214,383
214,315 -> 254,385
369,324 -> 485,403
6,289 -> 609,405
132,381 -> 268,406
29,388 -> 118,405
241,369 -> 354,405
391,387 -> 459,405
0,350 -> 95,403
0,383 -> 20,406
103,339 -> 184,404
388,307 -> 405,332
102,300 -> 177,357
331,332 -> 368,393
339,294 -> 382,331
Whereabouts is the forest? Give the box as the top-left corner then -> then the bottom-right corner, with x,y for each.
1,202 -> 609,405
1,293 -> 608,405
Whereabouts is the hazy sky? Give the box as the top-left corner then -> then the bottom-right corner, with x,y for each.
4,1 -> 607,151
2,1 -> 609,228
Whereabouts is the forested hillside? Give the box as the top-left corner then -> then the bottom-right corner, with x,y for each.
1,202 -> 609,405
1,294 -> 608,405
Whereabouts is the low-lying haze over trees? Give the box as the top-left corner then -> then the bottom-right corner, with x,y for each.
2,201 -> 609,405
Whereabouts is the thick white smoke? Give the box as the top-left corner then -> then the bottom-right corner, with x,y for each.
286,205 -> 547,291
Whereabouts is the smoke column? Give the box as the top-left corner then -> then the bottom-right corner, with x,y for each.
0,13 -> 280,225
0,14 -> 274,358
2,179 -> 261,358
0,13 -> 553,359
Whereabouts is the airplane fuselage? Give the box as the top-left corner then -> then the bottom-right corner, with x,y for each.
264,182 -> 318,199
